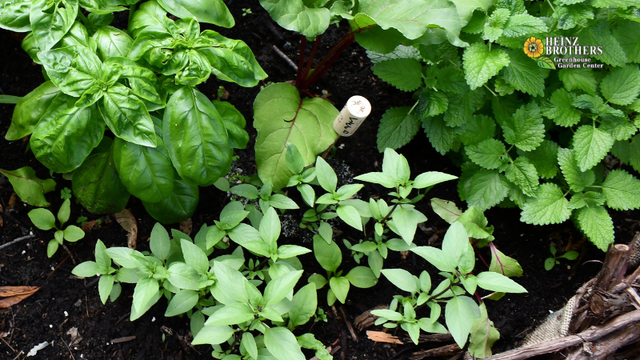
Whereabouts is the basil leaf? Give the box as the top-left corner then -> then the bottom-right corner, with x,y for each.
0,0 -> 31,32
39,45 -> 102,97
100,84 -> 157,147
113,137 -> 175,203
163,86 -> 232,186
142,178 -> 199,224
30,0 -> 79,51
30,95 -> 105,173
72,147 -> 131,214
156,0 -> 234,28
6,81 -> 61,140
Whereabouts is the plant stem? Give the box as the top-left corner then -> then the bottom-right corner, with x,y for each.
301,35 -> 323,84
295,37 -> 307,86
128,3 -> 137,30
298,32 -> 355,91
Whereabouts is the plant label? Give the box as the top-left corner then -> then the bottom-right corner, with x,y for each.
333,96 -> 371,137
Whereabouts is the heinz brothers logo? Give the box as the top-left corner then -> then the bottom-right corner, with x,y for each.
523,36 -> 604,70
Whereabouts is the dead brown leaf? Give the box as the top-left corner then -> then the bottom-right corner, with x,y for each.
0,286 -> 39,308
179,218 -> 193,236
7,193 -> 18,211
366,331 -> 403,344
115,209 -> 137,249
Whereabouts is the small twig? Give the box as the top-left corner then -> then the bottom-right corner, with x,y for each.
0,233 -> 36,251
0,335 -> 17,353
61,337 -> 76,360
110,336 -> 136,344
338,306 -> 358,343
272,45 -> 298,71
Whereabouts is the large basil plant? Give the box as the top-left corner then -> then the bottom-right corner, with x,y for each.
2,0 -> 267,223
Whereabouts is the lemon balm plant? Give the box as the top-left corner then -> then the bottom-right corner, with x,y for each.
1,0 -> 267,223
367,0 -> 640,250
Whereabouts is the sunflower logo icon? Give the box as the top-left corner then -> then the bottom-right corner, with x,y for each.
524,37 -> 544,58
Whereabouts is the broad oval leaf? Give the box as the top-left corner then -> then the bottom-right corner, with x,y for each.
192,325 -> 235,345
164,86 -> 232,186
72,150 -> 131,214
101,84 -> 157,147
93,26 -> 133,60
445,295 -> 480,348
381,268 -> 418,293
476,272 -> 527,293
157,0 -> 234,28
345,266 -> 378,288
264,327 -> 305,360
6,81 -> 61,140
38,45 -> 102,97
165,289 -> 199,317
30,0 -> 79,51
113,137 -> 175,203
142,178 -> 199,224
0,0 -> 31,32
254,83 -> 338,189
30,96 -> 104,173
259,0 -> 330,37
0,166 -> 56,207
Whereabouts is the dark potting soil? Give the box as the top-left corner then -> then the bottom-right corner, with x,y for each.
1,1 -> 639,359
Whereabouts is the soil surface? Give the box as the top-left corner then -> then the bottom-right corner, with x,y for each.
1,1 -> 639,360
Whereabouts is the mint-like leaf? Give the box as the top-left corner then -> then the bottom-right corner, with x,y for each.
501,102 -> 544,151
435,66 -> 467,94
578,20 -> 627,67
613,21 -> 640,63
443,88 -> 485,127
601,169 -> 640,210
559,68 -> 597,95
502,13 -> 548,37
554,5 -> 594,30
572,125 -> 614,172
466,139 -> 506,170
557,148 -> 595,192
600,65 -> 640,106
505,157 -> 539,197
416,89 -> 448,119
521,183 -> 571,225
541,89 -> 581,127
519,140 -> 559,179
372,58 -> 423,92
422,116 -> 459,155
500,50 -> 548,97
458,114 -> 496,145
568,191 -> 606,209
575,206 -> 614,251
467,169 -> 510,210
377,106 -> 420,151
463,43 -> 510,90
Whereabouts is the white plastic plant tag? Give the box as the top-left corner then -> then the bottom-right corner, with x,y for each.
333,95 -> 371,137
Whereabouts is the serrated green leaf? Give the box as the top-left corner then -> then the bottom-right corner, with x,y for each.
600,65 -> 640,106
521,183 -> 571,225
578,20 -> 627,67
559,68 -> 597,95
541,89 -> 581,127
458,115 -> 496,145
505,157 -> 539,197
613,21 -> 640,64
519,140 -> 559,179
500,50 -> 547,97
502,102 -> 544,151
443,88 -> 485,128
600,117 -> 638,141
377,106 -> 421,151
467,169 -> 510,210
463,43 -> 510,90
568,191 -> 606,209
575,206 -> 614,251
557,148 -> 595,192
435,66 -> 468,94
372,59 -> 423,92
554,5 -> 594,30
465,139 -> 506,170
503,13 -> 547,38
422,116 -> 459,155
601,170 -> 640,210
572,125 -> 614,172
416,89 -> 449,119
